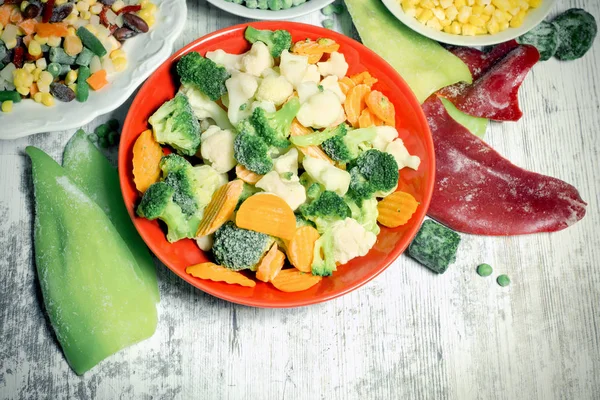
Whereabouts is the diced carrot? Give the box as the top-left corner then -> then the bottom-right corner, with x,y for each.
235,164 -> 263,185
377,191 -> 419,228
344,84 -> 371,128
271,268 -> 322,292
365,90 -> 396,127
9,7 -> 22,24
288,226 -> 320,273
297,145 -> 335,165
29,82 -> 39,96
132,129 -> 164,193
291,38 -> 340,64
18,19 -> 36,36
0,5 -> 14,26
255,243 -> 286,283
196,179 -> 244,237
86,69 -> 109,91
35,22 -> 69,37
22,34 -> 33,47
358,108 -> 384,129
236,193 -> 296,241
186,262 -> 256,288
350,71 -> 378,87
338,77 -> 355,96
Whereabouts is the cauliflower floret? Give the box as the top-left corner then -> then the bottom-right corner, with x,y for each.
330,218 -> 377,264
200,126 -> 237,173
241,41 -> 274,77
205,49 -> 245,72
302,156 -> 350,196
261,67 -> 280,78
320,76 -> 345,103
255,172 -> 307,211
196,234 -> 214,251
386,138 -> 421,170
250,100 -> 277,114
225,71 -> 259,125
372,126 -> 398,151
180,84 -> 233,130
255,74 -> 294,106
273,148 -> 298,176
280,50 -> 309,87
317,52 -> 349,78
297,82 -> 320,104
296,90 -> 344,129
302,64 -> 321,83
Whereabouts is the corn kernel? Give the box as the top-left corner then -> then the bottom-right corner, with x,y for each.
499,20 -> 510,31
4,38 -> 17,50
440,18 -> 452,27
510,9 -> 526,27
90,3 -> 103,14
462,23 -> 477,35
143,2 -> 157,13
426,17 -> 443,31
41,93 -> 54,107
529,0 -> 541,7
33,34 -> 48,45
420,0 -> 435,10
80,10 -> 91,19
76,1 -> 90,11
88,0 -> 97,4
39,71 -> 54,86
1,101 -> 13,113
469,15 -> 487,26
417,9 -> 434,24
112,0 -> 125,12
138,8 -> 153,21
440,0 -> 453,8
28,40 -> 42,57
472,5 -> 484,15
37,82 -> 50,93
55,0 -> 68,5
109,49 -> 126,60
23,63 -> 35,73
32,67 -> 42,81
457,6 -> 472,23
16,86 -> 30,96
65,69 -> 78,85
454,0 -> 466,8
487,19 -> 500,34
446,5 -> 459,20
47,36 -> 61,47
35,58 -> 47,70
143,15 -> 155,27
68,83 -> 77,94
112,57 -> 127,72
33,92 -> 43,103
432,7 -> 446,20
449,21 -> 462,34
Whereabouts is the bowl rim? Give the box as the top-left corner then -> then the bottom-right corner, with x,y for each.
381,0 -> 557,47
205,0 -> 335,21
119,21 -> 436,308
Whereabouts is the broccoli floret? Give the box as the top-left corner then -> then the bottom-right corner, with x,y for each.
290,123 -> 347,148
236,182 -> 262,210
137,182 -> 200,242
346,197 -> 380,236
300,190 -> 350,232
176,52 -> 230,101
244,26 -> 292,58
148,93 -> 201,156
321,126 -> 377,163
311,229 -> 336,276
347,149 -> 399,204
233,130 -> 273,175
299,171 -> 324,200
295,213 -> 316,228
212,221 -> 275,271
250,97 -> 301,148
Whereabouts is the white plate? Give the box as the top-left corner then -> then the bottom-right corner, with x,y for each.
0,0 -> 186,140
206,0 -> 335,20
381,0 -> 556,47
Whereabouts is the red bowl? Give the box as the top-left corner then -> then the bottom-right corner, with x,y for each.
119,22 -> 435,308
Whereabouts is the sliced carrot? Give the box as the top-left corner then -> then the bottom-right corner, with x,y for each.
9,7 -> 22,24
86,69 -> 108,91
18,19 -> 36,36
196,179 -> 244,237
358,108 -> 384,129
132,129 -> 163,193
344,84 -> 371,128
297,145 -> 335,165
235,164 -> 263,184
34,22 -> 69,37
0,5 -> 14,26
377,191 -> 419,228
186,262 -> 256,288
365,90 -> 396,127
255,243 -> 286,283
271,268 -> 322,292
291,38 -> 340,63
29,82 -> 39,96
290,118 -> 313,137
288,226 -> 320,273
236,193 -> 296,241
338,76 -> 355,96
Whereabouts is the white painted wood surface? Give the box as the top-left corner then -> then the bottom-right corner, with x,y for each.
1,1 -> 599,399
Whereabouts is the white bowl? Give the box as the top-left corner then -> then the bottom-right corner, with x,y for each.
0,0 -> 186,140
381,0 -> 557,47
206,0 -> 335,20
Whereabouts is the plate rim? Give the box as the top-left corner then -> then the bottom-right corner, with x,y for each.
205,0 -> 335,21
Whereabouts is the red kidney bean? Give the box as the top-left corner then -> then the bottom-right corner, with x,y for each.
22,3 -> 41,19
42,0 -> 55,23
50,83 -> 76,102
49,3 -> 73,22
113,27 -> 139,41
123,13 -> 149,33
12,47 -> 24,69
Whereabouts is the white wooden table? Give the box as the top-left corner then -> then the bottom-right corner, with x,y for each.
1,1 -> 599,399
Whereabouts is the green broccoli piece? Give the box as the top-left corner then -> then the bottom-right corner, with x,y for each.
212,222 -> 275,271
290,123 -> 347,148
321,126 -> 377,163
300,190 -> 350,232
311,229 -> 336,276
176,52 -> 230,101
346,197 -> 380,236
236,182 -> 262,210
299,172 -> 324,200
233,129 -> 273,175
250,97 -> 301,148
244,26 -> 292,58
137,182 -> 200,242
347,149 -> 399,204
148,93 -> 201,156
295,213 -> 316,228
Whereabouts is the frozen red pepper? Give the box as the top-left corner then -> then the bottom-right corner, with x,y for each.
13,46 -> 25,69
116,5 -> 141,14
42,0 -> 55,23
438,42 -> 540,122
422,95 -> 586,236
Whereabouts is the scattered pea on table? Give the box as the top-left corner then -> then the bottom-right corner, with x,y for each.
497,274 -> 511,287
476,263 -> 493,277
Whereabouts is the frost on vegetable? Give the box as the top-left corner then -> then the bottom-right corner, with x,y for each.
255,171 -> 307,210
302,156 -> 351,197
200,126 -> 237,173
241,41 -> 275,77
280,50 -> 309,88
180,84 -> 233,130
225,71 -> 259,125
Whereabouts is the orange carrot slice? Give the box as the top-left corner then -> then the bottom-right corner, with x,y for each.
338,77 -> 355,96
290,119 -> 335,165
350,71 -> 378,87
290,118 -> 313,137
196,179 -> 244,237
291,38 -> 340,63
0,5 -> 13,26
132,129 -> 163,193
377,191 -> 420,228
288,226 -> 320,273
255,243 -> 286,282
34,22 -> 69,37
235,164 -> 263,184
271,268 -> 322,292
344,84 -> 371,128
186,262 -> 256,288
358,108 -> 376,128
86,69 -> 109,91
236,193 -> 296,240
9,6 -> 22,24
18,19 -> 36,36
365,90 -> 396,127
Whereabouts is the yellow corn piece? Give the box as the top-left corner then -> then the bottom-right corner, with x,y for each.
112,57 -> 127,72
33,92 -> 43,103
41,93 -> 54,106
1,101 -> 13,113
65,70 -> 78,85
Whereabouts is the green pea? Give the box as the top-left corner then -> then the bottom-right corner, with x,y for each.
108,131 -> 119,146
107,118 -> 120,131
497,274 -> 510,287
476,263 -> 493,277
95,124 -> 110,138
98,137 -> 109,148
321,4 -> 335,16
322,18 -> 334,29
